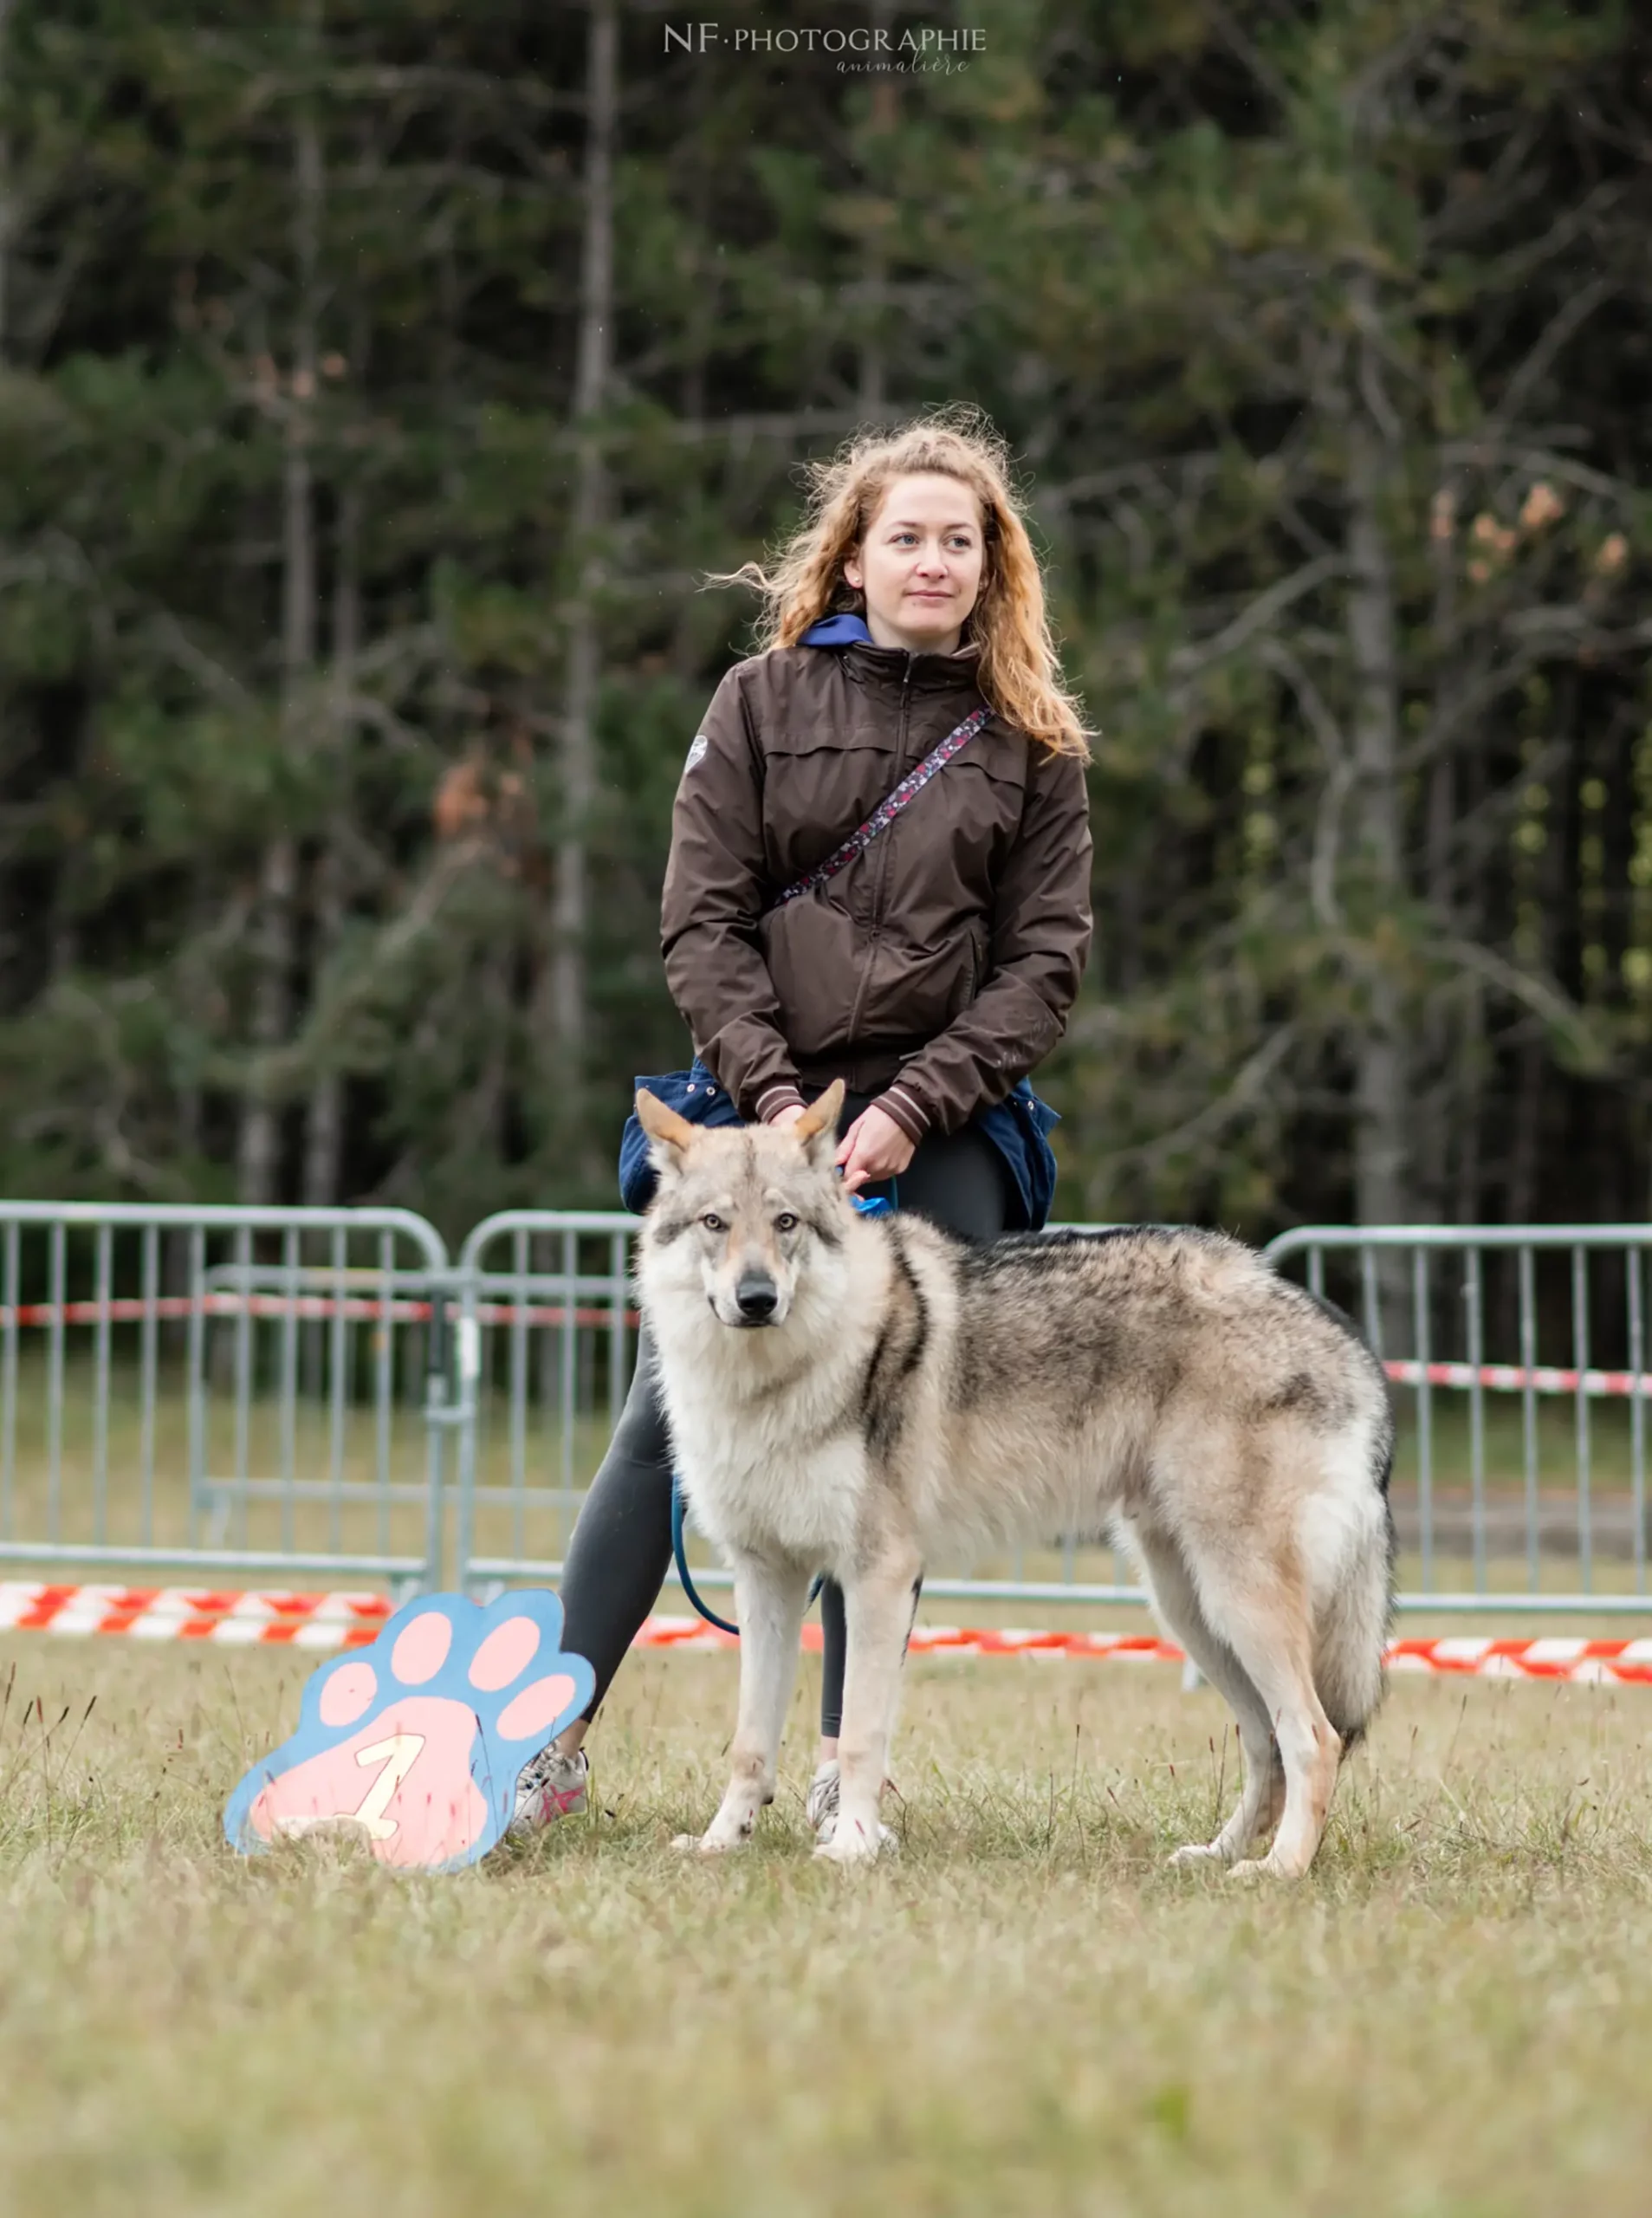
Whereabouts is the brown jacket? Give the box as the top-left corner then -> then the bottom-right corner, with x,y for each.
659,629 -> 1093,1138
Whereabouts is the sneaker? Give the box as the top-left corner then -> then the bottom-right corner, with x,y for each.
806,1758 -> 897,1851
805,1758 -> 840,1835
510,1745 -> 590,1834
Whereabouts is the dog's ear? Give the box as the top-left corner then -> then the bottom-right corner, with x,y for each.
635,1087 -> 696,1178
791,1079 -> 845,1168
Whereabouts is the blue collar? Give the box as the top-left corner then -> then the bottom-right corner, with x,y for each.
800,613 -> 875,645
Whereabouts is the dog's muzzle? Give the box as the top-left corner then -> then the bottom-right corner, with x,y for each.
732,1274 -> 780,1326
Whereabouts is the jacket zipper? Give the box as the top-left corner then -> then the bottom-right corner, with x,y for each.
844,652 -> 914,1052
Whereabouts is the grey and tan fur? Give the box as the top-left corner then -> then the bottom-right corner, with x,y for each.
635,1081 -> 1396,1880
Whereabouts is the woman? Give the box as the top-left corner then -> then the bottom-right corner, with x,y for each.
515,405 -> 1093,1840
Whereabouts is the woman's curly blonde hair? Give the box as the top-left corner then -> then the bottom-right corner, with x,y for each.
707,404 -> 1092,760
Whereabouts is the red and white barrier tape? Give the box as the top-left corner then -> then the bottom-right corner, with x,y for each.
1383,1357 -> 1652,1400
638,1618 -> 1652,1682
1383,1635 -> 1652,1683
0,1295 -> 626,1329
0,1583 -> 392,1646
3,1585 -> 1651,1683
7,1295 -> 1652,1399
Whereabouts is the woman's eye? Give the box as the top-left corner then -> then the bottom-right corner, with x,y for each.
700,1213 -> 723,1232
775,1213 -> 798,1233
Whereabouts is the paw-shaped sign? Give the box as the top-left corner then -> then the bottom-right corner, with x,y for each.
224,1591 -> 594,1873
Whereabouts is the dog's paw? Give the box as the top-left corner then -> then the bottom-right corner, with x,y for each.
812,1817 -> 884,1866
1225,1851 -> 1304,1884
671,1825 -> 749,1855
224,1593 -> 593,1872
1167,1841 -> 1230,1870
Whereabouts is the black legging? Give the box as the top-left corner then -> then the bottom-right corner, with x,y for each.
558,1089 -> 1011,1730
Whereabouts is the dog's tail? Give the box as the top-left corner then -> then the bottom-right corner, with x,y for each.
1311,1424 -> 1397,1755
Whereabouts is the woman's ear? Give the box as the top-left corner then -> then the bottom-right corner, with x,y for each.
842,554 -> 862,591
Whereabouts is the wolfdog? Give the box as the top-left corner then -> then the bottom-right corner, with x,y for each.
634,1081 -> 1395,1880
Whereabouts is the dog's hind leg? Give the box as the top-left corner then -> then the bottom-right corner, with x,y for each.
1124,1524 -> 1284,1869
678,1551 -> 812,1854
819,1540 -> 924,1865
1184,1542 -> 1341,1882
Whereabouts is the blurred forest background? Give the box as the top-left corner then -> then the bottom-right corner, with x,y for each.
1,0 -> 1649,1242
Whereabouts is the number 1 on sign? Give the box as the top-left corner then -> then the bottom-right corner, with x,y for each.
351,1733 -> 425,1839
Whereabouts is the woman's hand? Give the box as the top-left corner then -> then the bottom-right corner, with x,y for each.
833,1103 -> 917,1196
768,1096 -> 917,1195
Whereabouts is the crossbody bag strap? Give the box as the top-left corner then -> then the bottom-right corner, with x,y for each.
763,702 -> 992,914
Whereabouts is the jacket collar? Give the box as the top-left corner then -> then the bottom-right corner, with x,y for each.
800,613 -> 876,646
800,609 -> 983,695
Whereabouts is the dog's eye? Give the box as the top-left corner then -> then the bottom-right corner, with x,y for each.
775,1213 -> 799,1233
700,1213 -> 724,1233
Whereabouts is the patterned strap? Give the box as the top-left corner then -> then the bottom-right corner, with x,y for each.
766,704 -> 991,912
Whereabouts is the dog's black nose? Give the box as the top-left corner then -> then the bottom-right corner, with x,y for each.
735,1276 -> 778,1323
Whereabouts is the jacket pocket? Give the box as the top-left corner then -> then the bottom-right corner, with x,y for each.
757,894 -> 865,1060
858,928 -> 979,1045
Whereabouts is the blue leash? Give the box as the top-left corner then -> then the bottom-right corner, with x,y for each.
671,1185 -> 897,1638
671,1480 -> 742,1636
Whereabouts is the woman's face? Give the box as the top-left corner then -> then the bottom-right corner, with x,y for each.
842,473 -> 986,655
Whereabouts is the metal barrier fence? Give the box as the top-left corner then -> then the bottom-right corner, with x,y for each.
451,1210 -> 638,1597
443,1212 -> 1652,1619
1,1200 -> 1647,1622
1264,1226 -> 1650,1615
0,1203 -> 455,1592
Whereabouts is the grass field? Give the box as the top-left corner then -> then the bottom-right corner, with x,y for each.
2,1633 -> 1650,2215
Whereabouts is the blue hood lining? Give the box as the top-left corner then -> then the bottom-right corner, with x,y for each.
800,613 -> 876,646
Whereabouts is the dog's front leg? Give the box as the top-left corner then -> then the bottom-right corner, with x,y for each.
817,1542 -> 923,1865
678,1551 -> 812,1854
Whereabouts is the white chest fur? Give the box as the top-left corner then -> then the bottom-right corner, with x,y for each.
651,1326 -> 870,1573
